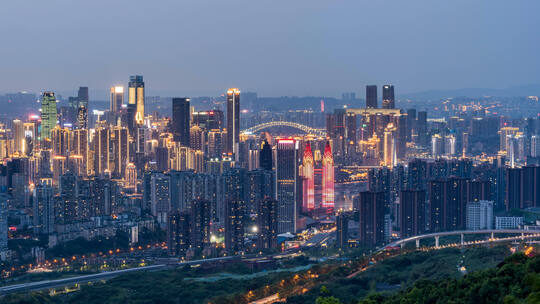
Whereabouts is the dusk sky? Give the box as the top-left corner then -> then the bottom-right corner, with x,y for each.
1,0 -> 539,98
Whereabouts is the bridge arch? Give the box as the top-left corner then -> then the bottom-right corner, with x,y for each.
241,121 -> 326,137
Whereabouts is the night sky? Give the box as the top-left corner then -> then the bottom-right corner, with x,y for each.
1,0 -> 539,97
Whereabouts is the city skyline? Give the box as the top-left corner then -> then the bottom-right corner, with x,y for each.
1,2 -> 539,303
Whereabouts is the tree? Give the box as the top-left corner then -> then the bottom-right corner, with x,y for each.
316,296 -> 341,304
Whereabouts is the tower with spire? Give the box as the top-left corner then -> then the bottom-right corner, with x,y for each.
322,141 -> 335,209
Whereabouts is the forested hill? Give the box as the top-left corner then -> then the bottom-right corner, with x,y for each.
315,253 -> 540,304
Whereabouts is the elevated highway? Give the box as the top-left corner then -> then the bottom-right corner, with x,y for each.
382,229 -> 540,251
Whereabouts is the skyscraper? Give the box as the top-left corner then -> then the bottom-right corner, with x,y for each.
505,165 -> 540,210
400,190 -> 426,238
192,110 -> 224,130
225,200 -> 245,254
33,183 -> 55,235
302,142 -> 315,211
429,177 -> 470,232
356,191 -> 385,247
167,210 -> 191,256
128,76 -> 145,125
417,111 -> 428,146
77,87 -> 89,129
126,104 -> 137,135
110,127 -> 129,178
190,199 -> 211,249
260,140 -> 273,171
247,169 -> 275,215
276,139 -> 297,233
110,86 -> 124,113
383,123 -> 396,167
93,128 -> 109,175
150,173 -> 171,226
13,119 -> 24,154
41,92 -> 57,141
366,85 -> 377,108
172,97 -> 191,146
226,88 -> 240,156
322,142 -> 334,209
0,194 -> 8,259
257,198 -> 278,250
71,129 -> 88,176
336,213 -> 349,248
382,85 -> 395,109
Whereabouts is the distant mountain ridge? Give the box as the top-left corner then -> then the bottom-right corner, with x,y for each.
401,84 -> 540,100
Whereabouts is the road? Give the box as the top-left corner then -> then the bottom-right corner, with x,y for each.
0,231 -> 334,296
0,256 -> 237,296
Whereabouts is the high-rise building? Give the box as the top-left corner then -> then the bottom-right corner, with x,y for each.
322,141 -> 334,209
406,108 -> 416,141
356,191 -> 385,247
468,180 -> 491,202
207,129 -> 225,159
225,200 -> 245,254
226,88 -> 240,156
172,97 -> 191,146
13,119 -> 24,154
400,190 -> 426,238
128,76 -> 145,125
93,128 -> 109,175
126,163 -> 137,189
190,199 -> 211,249
167,210 -> 191,256
77,87 -> 89,129
0,194 -> 8,259
444,135 -> 456,156
192,110 -> 223,130
126,104 -> 137,135
382,85 -> 395,109
110,127 -> 129,178
59,172 -> 78,223
51,127 -> 70,157
417,111 -> 428,146
429,177 -> 470,232
302,142 -> 315,211
260,140 -> 273,171
506,165 -> 540,210
155,147 -> 169,172
466,200 -> 493,231
345,112 -> 357,150
257,198 -> 278,250
33,183 -> 55,235
276,139 -> 297,233
499,127 -> 519,152
151,173 -> 171,226
431,134 -> 444,158
247,169 -> 275,215
41,92 -> 57,141
110,86 -> 124,113
70,129 -> 88,176
336,213 -> 349,248
87,177 -> 116,216
366,85 -> 378,108
383,123 -> 397,167
531,135 -> 540,157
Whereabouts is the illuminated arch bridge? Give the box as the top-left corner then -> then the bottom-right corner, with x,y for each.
241,121 -> 327,137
